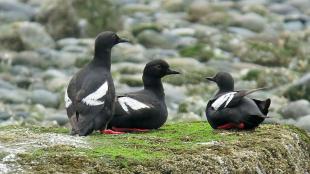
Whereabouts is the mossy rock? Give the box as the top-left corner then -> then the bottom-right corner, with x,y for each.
131,23 -> 162,37
119,74 -> 143,87
284,73 -> 310,101
242,68 -> 298,88
179,43 -> 214,62
237,33 -> 306,67
163,58 -> 216,86
187,2 -> 233,27
72,0 -> 122,37
0,123 -> 309,173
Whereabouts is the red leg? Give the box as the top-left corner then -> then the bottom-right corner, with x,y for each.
217,123 -> 235,129
100,129 -> 126,134
112,127 -> 150,133
217,122 -> 245,129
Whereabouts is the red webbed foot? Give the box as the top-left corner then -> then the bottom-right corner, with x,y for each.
217,122 -> 245,129
101,129 -> 126,134
112,127 -> 150,133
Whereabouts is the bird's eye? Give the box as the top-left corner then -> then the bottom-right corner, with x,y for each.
155,65 -> 161,69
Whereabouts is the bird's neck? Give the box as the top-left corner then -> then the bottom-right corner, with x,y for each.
93,49 -> 111,70
217,85 -> 234,95
143,75 -> 165,98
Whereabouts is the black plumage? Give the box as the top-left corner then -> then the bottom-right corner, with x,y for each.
108,59 -> 180,131
205,72 -> 271,130
65,31 -> 128,136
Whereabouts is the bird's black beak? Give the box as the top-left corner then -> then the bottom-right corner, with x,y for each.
206,76 -> 215,82
166,68 -> 180,75
118,38 -> 130,43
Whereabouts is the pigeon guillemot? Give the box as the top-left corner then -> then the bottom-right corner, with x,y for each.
65,31 -> 128,136
205,72 -> 271,130
107,59 -> 180,133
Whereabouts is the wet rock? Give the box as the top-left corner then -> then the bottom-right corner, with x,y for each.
119,74 -> 143,87
36,0 -> 79,39
72,0 -> 122,37
42,69 -> 66,80
131,23 -> 162,36
296,115 -> 310,131
137,30 -> 176,49
227,27 -> 256,38
0,79 -> 16,89
289,0 -> 310,13
0,88 -> 28,104
284,73 -> 310,101
112,62 -> 144,75
269,3 -> 299,15
112,43 -> 146,63
284,21 -> 304,31
164,57 -> 216,86
144,48 -> 179,60
11,51 -> 42,68
0,22 -> 55,51
30,89 -> 60,108
242,68 -> 298,88
187,1 -> 233,26
0,111 -> 11,121
36,48 -> 78,68
10,65 -> 31,76
45,113 -> 68,126
16,22 -> 55,50
0,0 -> 36,23
46,78 -> 68,92
232,13 -> 267,32
280,100 -> 310,120
123,3 -> 156,14
162,0 -> 186,12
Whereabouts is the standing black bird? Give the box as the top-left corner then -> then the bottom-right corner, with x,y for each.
107,59 -> 180,133
205,72 -> 271,130
65,31 -> 128,136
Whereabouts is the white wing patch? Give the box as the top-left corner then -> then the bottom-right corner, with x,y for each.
64,88 -> 72,108
211,92 -> 237,110
82,81 -> 108,106
118,97 -> 150,112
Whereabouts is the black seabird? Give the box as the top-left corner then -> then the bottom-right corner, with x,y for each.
205,72 -> 271,130
107,59 -> 180,133
65,31 -> 128,136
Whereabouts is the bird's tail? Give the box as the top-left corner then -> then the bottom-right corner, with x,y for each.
243,87 -> 270,96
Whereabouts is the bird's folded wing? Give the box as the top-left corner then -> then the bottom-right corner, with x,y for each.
81,81 -> 108,106
64,88 -> 73,108
211,92 -> 237,110
117,96 -> 150,112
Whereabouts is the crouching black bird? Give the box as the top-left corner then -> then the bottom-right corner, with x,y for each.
65,31 -> 128,136
205,72 -> 271,130
107,59 -> 180,133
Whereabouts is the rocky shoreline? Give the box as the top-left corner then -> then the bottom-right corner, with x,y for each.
0,0 -> 309,131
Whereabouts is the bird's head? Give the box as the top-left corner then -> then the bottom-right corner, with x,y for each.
143,59 -> 180,78
94,31 -> 129,55
206,72 -> 234,91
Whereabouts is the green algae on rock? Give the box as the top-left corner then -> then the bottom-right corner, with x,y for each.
0,123 -> 309,173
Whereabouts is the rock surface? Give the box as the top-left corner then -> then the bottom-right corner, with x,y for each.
0,123 -> 309,173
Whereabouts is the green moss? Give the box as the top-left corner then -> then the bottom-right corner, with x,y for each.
179,44 -> 214,62
163,67 -> 216,86
131,23 -> 162,36
119,75 -> 143,87
2,123 -> 309,173
72,0 -> 122,37
242,69 -> 260,81
284,83 -> 310,101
